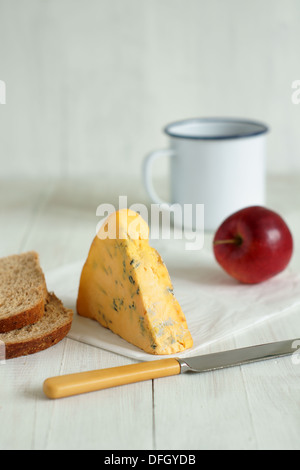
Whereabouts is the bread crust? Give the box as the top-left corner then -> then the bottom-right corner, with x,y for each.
0,298 -> 45,333
3,318 -> 73,359
0,251 -> 48,333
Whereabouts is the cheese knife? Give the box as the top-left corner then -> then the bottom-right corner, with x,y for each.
43,338 -> 300,399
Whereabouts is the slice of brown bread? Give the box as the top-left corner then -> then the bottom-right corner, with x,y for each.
0,251 -> 48,333
0,293 -> 73,359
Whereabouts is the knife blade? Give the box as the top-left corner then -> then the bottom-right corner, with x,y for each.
176,338 -> 299,373
43,338 -> 299,399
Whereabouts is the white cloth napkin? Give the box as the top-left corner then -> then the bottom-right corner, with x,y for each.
45,250 -> 300,362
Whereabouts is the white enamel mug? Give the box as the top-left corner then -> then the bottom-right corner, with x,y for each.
143,118 -> 269,231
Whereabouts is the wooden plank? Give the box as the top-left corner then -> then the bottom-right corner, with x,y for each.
233,310 -> 300,450
152,337 -> 259,450
42,345 -> 153,450
0,339 -> 154,450
153,310 -> 300,450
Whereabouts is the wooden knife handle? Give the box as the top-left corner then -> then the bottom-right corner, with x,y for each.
43,358 -> 181,399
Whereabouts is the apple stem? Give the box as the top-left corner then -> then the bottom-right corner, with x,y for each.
214,236 -> 243,246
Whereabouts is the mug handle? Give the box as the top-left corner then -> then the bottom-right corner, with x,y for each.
143,149 -> 174,205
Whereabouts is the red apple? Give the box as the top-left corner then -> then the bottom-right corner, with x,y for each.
213,206 -> 293,284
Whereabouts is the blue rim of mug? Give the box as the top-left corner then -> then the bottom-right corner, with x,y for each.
164,117 -> 269,140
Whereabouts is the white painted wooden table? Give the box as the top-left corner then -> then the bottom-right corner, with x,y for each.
0,175 -> 299,450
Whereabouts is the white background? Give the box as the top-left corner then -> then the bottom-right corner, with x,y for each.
0,0 -> 299,180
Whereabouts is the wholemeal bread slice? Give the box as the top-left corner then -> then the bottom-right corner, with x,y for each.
0,251 -> 48,333
0,293 -> 73,359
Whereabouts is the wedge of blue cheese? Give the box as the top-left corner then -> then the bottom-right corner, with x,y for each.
77,209 -> 193,355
